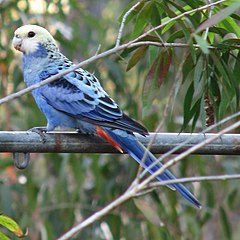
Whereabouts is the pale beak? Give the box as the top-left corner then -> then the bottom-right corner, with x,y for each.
12,36 -> 23,51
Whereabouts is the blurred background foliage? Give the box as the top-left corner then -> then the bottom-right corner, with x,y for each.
0,0 -> 240,239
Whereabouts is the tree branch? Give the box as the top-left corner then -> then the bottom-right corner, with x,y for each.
0,0 -> 226,106
3,1 -> 235,239
136,119 -> 240,190
133,174 -> 240,197
57,117 -> 240,239
139,110 -> 240,179
149,174 -> 240,188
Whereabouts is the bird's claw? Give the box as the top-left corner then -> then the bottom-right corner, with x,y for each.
28,127 -> 47,143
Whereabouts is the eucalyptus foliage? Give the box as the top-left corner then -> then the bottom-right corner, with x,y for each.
0,0 -> 240,239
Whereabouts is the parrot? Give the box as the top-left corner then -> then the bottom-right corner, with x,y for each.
12,25 -> 201,208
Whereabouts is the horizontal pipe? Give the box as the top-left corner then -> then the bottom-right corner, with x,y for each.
0,131 -> 240,155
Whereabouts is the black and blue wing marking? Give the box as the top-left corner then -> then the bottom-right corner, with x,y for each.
39,67 -> 148,135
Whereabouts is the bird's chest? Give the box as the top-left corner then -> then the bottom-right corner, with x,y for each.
23,55 -> 49,86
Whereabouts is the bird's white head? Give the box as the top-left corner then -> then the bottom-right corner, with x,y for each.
13,25 -> 57,55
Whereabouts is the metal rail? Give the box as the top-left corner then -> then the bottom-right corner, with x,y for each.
0,131 -> 240,155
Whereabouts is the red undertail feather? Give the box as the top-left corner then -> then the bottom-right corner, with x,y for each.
96,126 -> 124,153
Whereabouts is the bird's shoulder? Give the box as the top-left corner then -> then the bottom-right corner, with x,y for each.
39,58 -> 119,110
39,53 -> 103,92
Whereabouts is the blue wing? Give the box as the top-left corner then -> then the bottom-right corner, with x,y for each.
39,66 -> 148,135
38,65 -> 201,208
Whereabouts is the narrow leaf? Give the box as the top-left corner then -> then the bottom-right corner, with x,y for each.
126,46 -> 148,71
145,54 -> 160,83
195,2 -> 240,34
131,2 -> 153,38
228,189 -> 238,209
118,1 -> 145,26
190,98 -> 201,131
0,232 -> 10,240
219,207 -> 232,240
158,49 -> 172,86
194,34 -> 209,54
0,214 -> 24,237
140,35 -> 161,43
182,82 -> 194,131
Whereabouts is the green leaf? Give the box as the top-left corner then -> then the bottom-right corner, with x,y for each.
219,38 -> 240,50
131,1 -> 153,39
233,50 -> 240,77
194,34 -> 209,54
208,26 -> 229,37
140,35 -> 161,43
126,45 -> 148,71
182,52 -> 196,82
210,52 -> 232,95
150,1 -> 162,31
219,14 -> 240,37
209,73 -> 221,120
190,98 -> 201,131
195,2 -> 240,34
231,13 -> 240,21
0,232 -> 10,240
0,214 -> 24,238
212,51 -> 239,109
118,1 -> 145,26
182,82 -> 194,130
227,189 -> 238,210
167,30 -> 185,42
219,207 -> 232,240
193,55 -> 204,93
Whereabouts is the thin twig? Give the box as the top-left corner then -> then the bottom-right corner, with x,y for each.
136,49 -> 189,181
129,42 -> 215,49
204,0 -> 213,40
139,110 -> 240,180
135,120 -> 240,191
115,1 -> 142,47
55,93 -> 240,240
56,1 -> 233,239
134,174 -> 240,196
57,190 -> 134,240
4,1 -> 234,239
94,44 -> 102,56
149,174 -> 240,188
58,122 -> 240,240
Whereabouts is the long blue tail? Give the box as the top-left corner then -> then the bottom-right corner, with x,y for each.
105,128 -> 201,208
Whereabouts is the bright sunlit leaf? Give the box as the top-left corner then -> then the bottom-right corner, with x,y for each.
0,214 -> 24,238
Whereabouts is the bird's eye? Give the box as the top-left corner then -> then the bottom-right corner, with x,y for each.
28,31 -> 35,38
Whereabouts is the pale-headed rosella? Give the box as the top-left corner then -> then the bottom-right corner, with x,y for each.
13,25 -> 201,208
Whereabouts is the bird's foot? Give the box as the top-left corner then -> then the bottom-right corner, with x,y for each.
28,126 -> 47,143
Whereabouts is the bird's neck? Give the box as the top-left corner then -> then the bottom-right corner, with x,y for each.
23,44 -> 54,86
